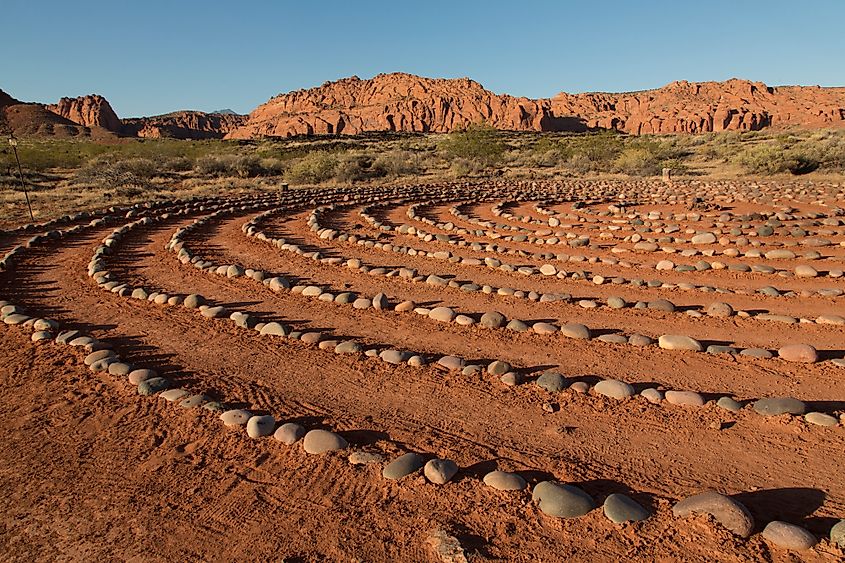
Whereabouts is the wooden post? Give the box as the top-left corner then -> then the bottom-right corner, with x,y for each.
9,135 -> 34,221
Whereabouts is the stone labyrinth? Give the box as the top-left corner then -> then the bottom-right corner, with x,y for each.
2,178 -> 845,555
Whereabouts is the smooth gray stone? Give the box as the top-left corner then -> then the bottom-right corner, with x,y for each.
383,452 -> 425,480
56,330 -> 81,344
437,356 -> 466,370
506,319 -> 529,332
259,322 -> 287,336
274,423 -> 306,444
831,519 -> 845,547
594,379 -> 635,399
804,412 -> 838,426
762,521 -> 817,550
303,429 -> 347,454
138,377 -> 169,396
716,397 -> 743,412
752,397 -> 806,416
532,481 -> 596,518
487,360 -> 512,376
536,371 -> 567,392
707,345 -> 738,355
424,458 -> 458,484
480,311 -> 506,328
739,348 -> 773,359
483,471 -> 527,491
107,362 -> 133,376
183,294 -> 206,308
640,388 -> 664,403
603,493 -> 651,523
334,341 -> 362,354
220,409 -> 251,426
380,349 -> 411,364
178,394 -> 209,409
246,415 -> 276,438
559,323 -> 590,339
672,491 -> 754,537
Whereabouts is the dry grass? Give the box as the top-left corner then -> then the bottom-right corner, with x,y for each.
3,128 -> 845,228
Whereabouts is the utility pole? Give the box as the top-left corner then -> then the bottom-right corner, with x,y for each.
8,135 -> 34,221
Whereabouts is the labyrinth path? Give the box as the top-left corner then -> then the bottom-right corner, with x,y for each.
2,179 -> 845,560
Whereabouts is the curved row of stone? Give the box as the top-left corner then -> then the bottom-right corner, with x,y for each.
352,198 -> 845,300
3,315 -> 841,552
2,184 -> 844,553
283,204 -> 845,356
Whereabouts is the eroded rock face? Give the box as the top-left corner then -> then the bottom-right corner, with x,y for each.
227,73 -> 845,139
227,73 -> 563,138
121,111 -> 248,139
48,95 -> 121,132
551,79 -> 845,134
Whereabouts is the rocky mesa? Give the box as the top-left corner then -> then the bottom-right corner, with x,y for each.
0,89 -> 112,139
120,111 -> 247,139
47,95 -> 122,133
3,73 -> 845,140
226,73 -> 845,138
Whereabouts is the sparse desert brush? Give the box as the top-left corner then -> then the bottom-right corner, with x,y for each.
75,155 -> 158,187
284,151 -> 339,184
733,142 -> 819,175
371,149 -> 421,177
613,138 -> 681,176
440,123 -> 505,167
195,154 -> 266,178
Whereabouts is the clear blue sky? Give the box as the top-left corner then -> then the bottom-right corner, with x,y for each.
3,0 -> 843,118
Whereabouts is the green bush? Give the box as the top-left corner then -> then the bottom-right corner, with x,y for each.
440,123 -> 505,166
734,143 -> 819,175
284,152 -> 339,184
613,138 -> 681,176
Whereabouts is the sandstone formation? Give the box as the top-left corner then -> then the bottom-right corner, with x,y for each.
120,111 -> 247,139
4,73 -> 845,140
0,88 -> 103,138
226,73 -> 845,138
47,95 -> 121,132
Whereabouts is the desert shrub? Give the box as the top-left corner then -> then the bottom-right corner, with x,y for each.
194,154 -> 265,177
259,157 -> 286,176
528,131 -> 625,172
613,138 -> 681,176
284,152 -> 339,184
161,156 -> 193,172
440,123 -> 505,167
734,142 -> 819,175
449,157 -> 487,178
75,156 -> 158,187
371,150 -> 421,177
334,154 -> 377,183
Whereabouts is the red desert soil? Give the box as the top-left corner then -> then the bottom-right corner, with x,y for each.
1,179 -> 844,561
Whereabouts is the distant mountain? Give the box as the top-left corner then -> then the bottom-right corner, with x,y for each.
2,73 -> 845,139
120,111 -> 247,139
0,89 -> 115,139
227,73 -> 845,138
210,109 -> 240,116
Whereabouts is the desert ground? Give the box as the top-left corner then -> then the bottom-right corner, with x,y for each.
2,140 -> 845,563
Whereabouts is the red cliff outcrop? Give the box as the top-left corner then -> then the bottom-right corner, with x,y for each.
227,74 -> 560,139
0,89 -> 103,138
120,111 -> 247,139
226,73 -> 845,139
47,95 -> 121,132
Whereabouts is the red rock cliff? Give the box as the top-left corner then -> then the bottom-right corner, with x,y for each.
121,111 -> 248,139
47,94 -> 121,132
226,73 -> 845,138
